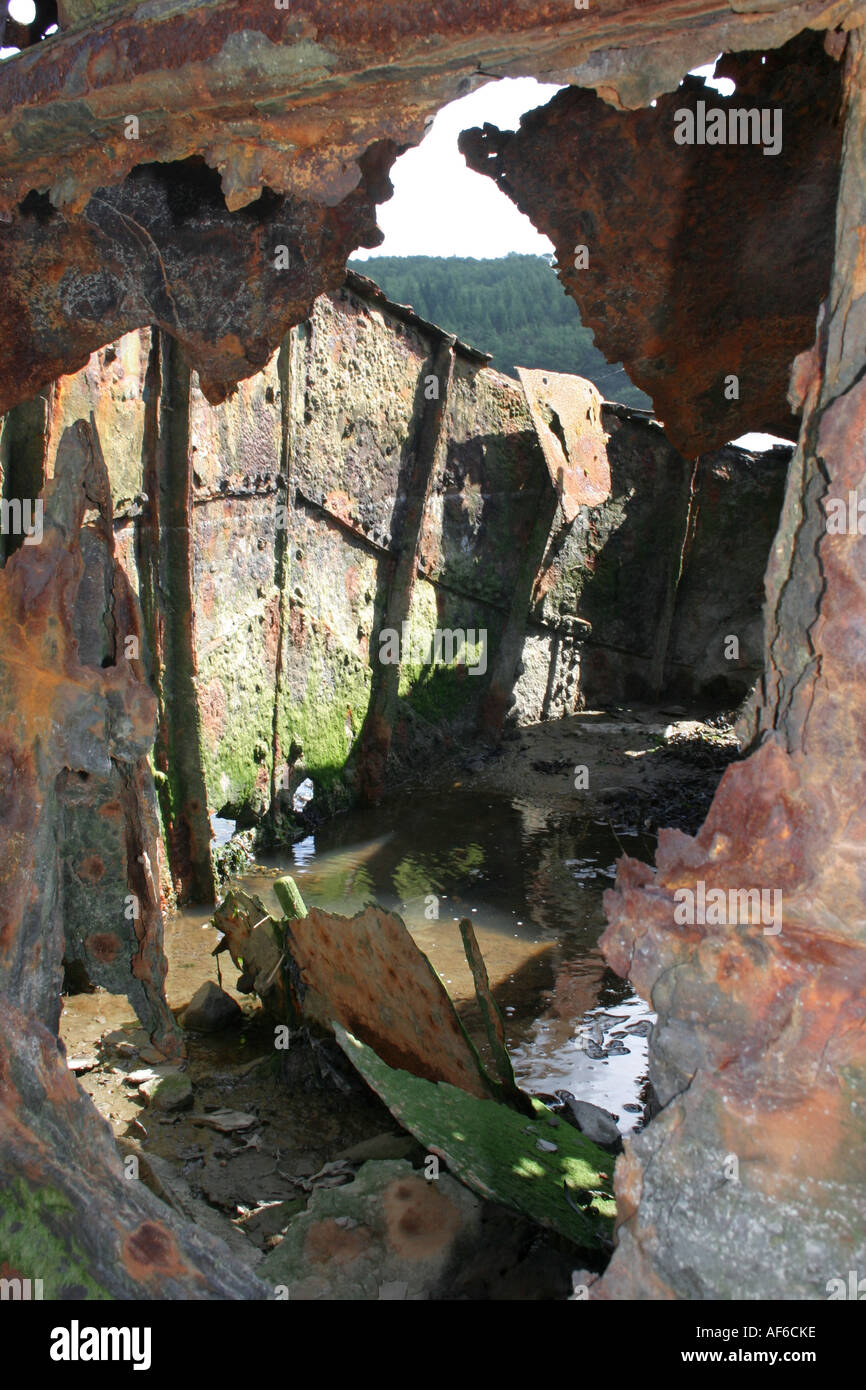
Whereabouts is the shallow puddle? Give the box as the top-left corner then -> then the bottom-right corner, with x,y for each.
61,784 -> 658,1139
235,786 -> 657,1132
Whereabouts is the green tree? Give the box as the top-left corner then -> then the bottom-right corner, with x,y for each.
348,253 -> 651,409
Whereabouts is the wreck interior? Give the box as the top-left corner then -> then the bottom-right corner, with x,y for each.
0,0 -> 864,1310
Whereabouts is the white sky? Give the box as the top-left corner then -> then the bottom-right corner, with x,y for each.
353,66 -> 736,262
352,78 -> 561,261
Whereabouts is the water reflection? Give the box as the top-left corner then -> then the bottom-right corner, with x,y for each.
239,788 -> 656,1133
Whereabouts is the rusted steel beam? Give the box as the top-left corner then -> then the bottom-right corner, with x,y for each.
354,333 -> 455,803
0,1 -> 853,413
0,1 -> 849,217
0,414 -> 180,1053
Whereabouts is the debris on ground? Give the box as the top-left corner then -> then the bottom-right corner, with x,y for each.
192,1109 -> 259,1134
140,1072 -> 194,1112
66,1053 -> 99,1074
213,888 -> 303,1025
210,873 -> 614,1255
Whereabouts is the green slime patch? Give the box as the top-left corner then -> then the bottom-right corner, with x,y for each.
334,1025 -> 615,1250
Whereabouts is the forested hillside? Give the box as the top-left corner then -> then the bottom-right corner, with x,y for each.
348,253 -> 651,409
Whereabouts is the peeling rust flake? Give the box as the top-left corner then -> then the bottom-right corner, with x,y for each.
518,368 -> 610,520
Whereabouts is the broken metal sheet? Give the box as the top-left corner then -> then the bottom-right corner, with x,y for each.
458,917 -> 519,1100
478,37 -> 842,457
0,1 -> 839,220
518,368 -> 610,522
213,888 -> 302,1026
334,1026 -> 615,1250
284,903 -> 495,1100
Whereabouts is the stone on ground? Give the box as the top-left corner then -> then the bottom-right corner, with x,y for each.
182,980 -> 242,1032
140,1072 -> 194,1112
259,1160 -> 483,1300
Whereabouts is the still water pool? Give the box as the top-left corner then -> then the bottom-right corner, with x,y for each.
232,786 -> 657,1135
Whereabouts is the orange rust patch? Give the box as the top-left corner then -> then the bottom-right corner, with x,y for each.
122,1221 -> 191,1283
263,592 -> 281,667
288,602 -> 307,647
304,1218 -> 372,1267
0,917 -> 17,960
86,932 -> 121,963
287,904 -> 489,1096
199,678 -> 228,743
323,490 -> 354,526
75,855 -> 105,883
383,1176 -> 462,1259
199,574 -> 216,621
345,564 -> 360,606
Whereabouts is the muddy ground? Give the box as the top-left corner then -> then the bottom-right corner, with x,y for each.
443,702 -> 738,833
58,703 -> 739,1298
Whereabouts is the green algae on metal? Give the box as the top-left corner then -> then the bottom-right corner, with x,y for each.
333,1025 -> 615,1249
274,874 -> 308,921
0,1178 -> 112,1301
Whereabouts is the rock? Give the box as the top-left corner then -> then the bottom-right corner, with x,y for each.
258,1159 -> 484,1301
181,981 -> 242,1032
66,1054 -> 99,1074
238,1199 -> 305,1247
140,1072 -> 194,1113
557,1095 -> 622,1152
623,1019 -> 653,1038
114,1041 -> 138,1058
123,1068 -> 161,1086
192,1110 -> 258,1134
